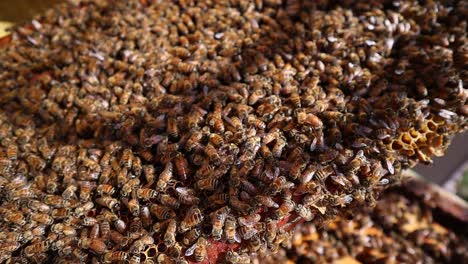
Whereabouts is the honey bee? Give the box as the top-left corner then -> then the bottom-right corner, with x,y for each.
80,180 -> 94,202
121,178 -> 140,197
31,213 -> 54,225
272,136 -> 286,158
167,116 -> 179,138
125,198 -> 140,216
157,162 -> 173,191
6,144 -> 18,160
102,251 -> 128,263
5,211 -> 26,226
150,204 -> 175,220
130,235 -> 154,254
204,143 -> 221,165
82,216 -> 98,226
255,195 -> 279,209
140,206 -> 152,227
28,200 -> 51,213
143,165 -> 156,185
211,206 -> 230,240
137,188 -> 159,201
96,184 -> 115,196
333,194 -> 353,207
174,153 -> 190,181
128,254 -> 140,264
96,196 -> 119,210
117,167 -> 129,187
185,237 -> 208,262
120,148 -> 133,169
225,250 -> 251,264
164,219 -> 177,246
74,201 -> 94,216
295,204 -> 314,221
181,227 -> 201,247
273,199 -> 295,220
24,241 -> 50,257
225,216 -> 241,243
238,213 -> 261,227
209,133 -> 224,147
179,206 -> 204,233
158,194 -> 180,209
26,154 -> 46,171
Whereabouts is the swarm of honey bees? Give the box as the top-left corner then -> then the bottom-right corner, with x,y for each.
0,0 -> 466,263
255,187 -> 468,264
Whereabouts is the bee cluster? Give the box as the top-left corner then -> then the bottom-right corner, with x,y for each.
256,188 -> 468,264
0,0 -> 467,263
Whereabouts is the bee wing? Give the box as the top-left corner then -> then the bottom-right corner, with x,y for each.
234,232 -> 242,243
184,242 -> 197,257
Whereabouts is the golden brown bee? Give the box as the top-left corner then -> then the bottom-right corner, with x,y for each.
238,213 -> 261,227
182,227 -> 201,247
74,201 -> 94,217
273,199 -> 295,220
121,178 -> 140,197
204,143 -> 221,165
174,153 -> 190,181
211,206 -> 230,240
96,184 -> 115,196
6,144 -> 18,160
150,204 -> 175,220
28,200 -> 51,213
80,180 -> 94,202
167,116 -> 179,138
143,165 -> 156,185
225,216 -> 241,243
130,235 -> 154,254
128,254 -> 140,264
4,211 -> 26,226
209,114 -> 225,133
185,237 -> 208,262
159,194 -> 180,209
132,155 -> 142,177
24,241 -> 50,257
26,154 -> 46,171
229,197 -> 252,215
225,250 -> 251,264
140,206 -> 152,227
255,195 -> 279,209
295,204 -> 314,221
156,162 -> 173,191
164,219 -> 177,246
179,206 -> 204,233
117,167 -> 129,187
209,133 -> 224,147
125,198 -> 140,216
120,148 -> 133,169
82,216 -> 98,227
333,194 -> 353,207
272,136 -> 287,158
238,223 -> 263,240
196,177 -> 218,191
102,251 -> 129,263
137,188 -> 159,201
99,219 -> 111,239
96,196 -> 119,210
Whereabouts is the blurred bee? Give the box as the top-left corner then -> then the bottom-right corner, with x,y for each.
229,197 -> 252,215
179,206 -> 204,233
137,188 -> 159,201
209,133 -> 224,147
238,213 -> 261,227
333,194 -> 353,207
295,204 -> 314,221
156,162 -> 173,191
204,143 -> 221,165
167,116 -> 179,138
140,206 -> 152,227
238,223 -> 263,240
128,254 -> 140,264
117,167 -> 129,187
6,144 -> 18,160
82,216 -> 98,226
181,227 -> 201,247
168,242 -> 183,258
99,219 -> 111,240
80,181 -> 94,202
265,218 -> 278,244
4,211 -> 26,226
164,219 -> 177,246
211,206 -> 230,240
225,251 -> 250,264
26,154 -> 46,171
185,237 -> 208,262
31,213 -> 54,225
272,136 -> 287,158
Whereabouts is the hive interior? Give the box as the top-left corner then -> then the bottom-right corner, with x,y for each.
0,0 -> 467,263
